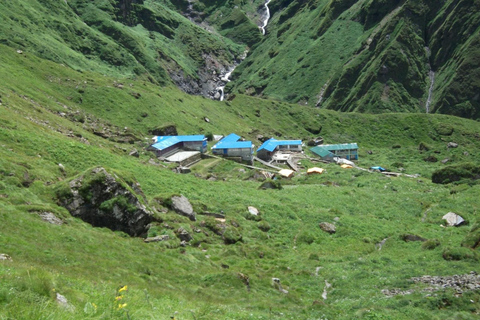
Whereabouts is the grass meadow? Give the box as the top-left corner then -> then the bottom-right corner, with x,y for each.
1,44 -> 480,319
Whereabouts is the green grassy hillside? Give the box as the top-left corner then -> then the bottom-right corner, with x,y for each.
1,43 -> 480,319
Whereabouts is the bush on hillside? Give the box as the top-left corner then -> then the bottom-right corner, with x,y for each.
461,221 -> 480,249
442,247 -> 478,261
257,221 -> 271,232
422,239 -> 441,250
432,163 -> 480,184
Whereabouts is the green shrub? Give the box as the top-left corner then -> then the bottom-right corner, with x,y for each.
418,142 -> 430,151
257,221 -> 271,232
223,227 -> 242,244
442,247 -> 478,261
435,125 -> 454,136
432,163 -> 480,184
422,239 -> 440,250
297,230 -> 316,245
461,221 -> 480,249
308,253 -> 319,260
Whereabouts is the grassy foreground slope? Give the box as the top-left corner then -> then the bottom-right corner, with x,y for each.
1,45 -> 480,319
230,0 -> 480,119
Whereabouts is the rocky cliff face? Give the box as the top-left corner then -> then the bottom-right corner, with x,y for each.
57,167 -> 154,236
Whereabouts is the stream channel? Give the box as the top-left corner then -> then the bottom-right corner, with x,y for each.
215,0 -> 272,101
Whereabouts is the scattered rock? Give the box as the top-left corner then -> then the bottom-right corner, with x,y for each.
272,278 -> 288,294
129,149 -> 139,157
375,238 -> 388,250
0,253 -> 12,261
259,180 -> 282,190
319,222 -> 336,234
58,163 -> 66,173
171,195 -> 196,221
130,92 -> 141,99
424,155 -> 438,162
204,117 -> 210,123
57,167 -> 154,237
441,158 -> 450,164
16,50 -> 23,54
200,211 -> 226,219
238,273 -> 250,291
37,212 -> 63,225
144,235 -> 169,243
447,142 -> 458,148
248,206 -> 259,216
367,150 -> 373,155
56,293 -> 74,310
442,212 -> 465,227
401,234 -> 426,242
176,227 -> 193,242
464,151 -> 469,156
384,272 -> 480,297
149,125 -> 177,136
322,280 -> 331,300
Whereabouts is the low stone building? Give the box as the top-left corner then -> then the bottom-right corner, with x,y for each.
256,138 -> 302,161
310,143 -> 358,161
148,135 -> 207,158
211,133 -> 254,162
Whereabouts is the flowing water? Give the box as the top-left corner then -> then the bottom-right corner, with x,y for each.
426,70 -> 435,113
259,0 -> 272,35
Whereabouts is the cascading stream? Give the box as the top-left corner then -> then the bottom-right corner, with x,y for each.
259,0 -> 272,35
215,1 -> 272,100
426,70 -> 435,113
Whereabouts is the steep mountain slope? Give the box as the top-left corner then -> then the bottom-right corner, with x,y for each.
230,0 -> 480,118
0,0 -> 247,97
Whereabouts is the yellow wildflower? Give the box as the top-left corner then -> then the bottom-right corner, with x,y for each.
92,303 -> 98,310
118,285 -> 128,293
117,303 -> 127,309
115,295 -> 123,301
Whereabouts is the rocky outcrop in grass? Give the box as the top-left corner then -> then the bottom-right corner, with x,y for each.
56,167 -> 154,236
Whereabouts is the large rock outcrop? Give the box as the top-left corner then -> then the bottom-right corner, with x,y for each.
57,167 -> 154,236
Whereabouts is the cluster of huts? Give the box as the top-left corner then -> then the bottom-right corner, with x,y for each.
147,133 -> 358,166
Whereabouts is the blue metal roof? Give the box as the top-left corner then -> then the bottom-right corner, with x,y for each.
257,138 -> 302,152
212,133 -> 252,149
151,135 -> 205,150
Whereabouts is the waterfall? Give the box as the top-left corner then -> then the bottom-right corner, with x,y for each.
259,0 -> 272,35
426,70 -> 435,113
215,50 -> 248,101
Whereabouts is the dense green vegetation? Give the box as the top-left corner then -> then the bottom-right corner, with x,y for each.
230,0 -> 480,118
1,40 -> 480,319
1,0 -> 480,318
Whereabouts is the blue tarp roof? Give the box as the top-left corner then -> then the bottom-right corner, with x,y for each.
151,135 -> 205,150
257,138 -> 302,152
212,133 -> 252,149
